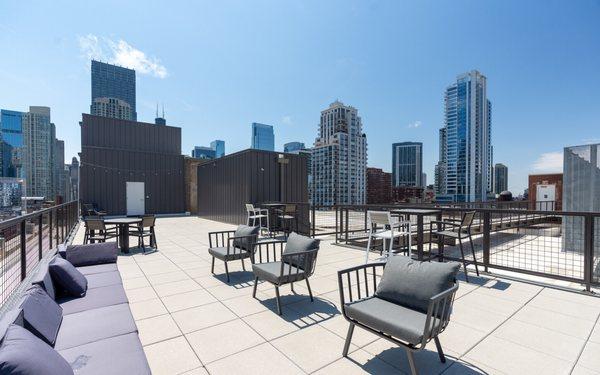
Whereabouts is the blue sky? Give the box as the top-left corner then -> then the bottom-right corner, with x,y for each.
1,0 -> 599,194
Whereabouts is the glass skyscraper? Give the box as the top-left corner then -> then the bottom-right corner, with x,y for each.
192,146 -> 216,160
392,142 -> 423,187
493,163 -> 508,194
437,70 -> 492,202
0,109 -> 24,178
91,60 -> 137,120
210,140 -> 225,158
284,142 -> 305,153
251,123 -> 274,151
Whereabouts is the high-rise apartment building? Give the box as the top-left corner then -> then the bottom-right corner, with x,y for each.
0,109 -> 25,178
434,127 -> 447,195
91,98 -> 133,121
392,142 -> 423,187
284,142 -> 305,153
210,140 -> 225,158
251,123 -> 274,151
436,70 -> 493,202
493,163 -> 508,194
91,60 -> 136,120
22,106 -> 55,198
366,167 -> 391,204
191,146 -> 216,160
312,101 -> 367,205
54,139 -> 66,199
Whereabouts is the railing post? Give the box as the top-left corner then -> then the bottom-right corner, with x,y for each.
583,214 -> 594,292
20,220 -> 26,281
55,207 -> 59,245
345,207 -> 349,244
38,214 -> 43,260
336,206 -> 341,243
311,205 -> 316,238
49,209 -> 53,249
483,211 -> 491,273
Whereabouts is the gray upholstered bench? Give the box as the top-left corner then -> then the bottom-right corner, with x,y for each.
0,242 -> 150,374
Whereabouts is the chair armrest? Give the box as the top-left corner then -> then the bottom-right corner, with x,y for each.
420,284 -> 459,346
338,263 -> 386,313
281,248 -> 319,277
66,242 -> 119,267
225,235 -> 257,255
429,220 -> 461,232
252,240 -> 286,264
208,230 -> 237,248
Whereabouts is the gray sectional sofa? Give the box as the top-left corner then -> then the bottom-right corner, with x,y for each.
0,242 -> 151,374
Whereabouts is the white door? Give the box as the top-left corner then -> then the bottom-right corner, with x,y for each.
536,184 -> 555,211
126,182 -> 145,216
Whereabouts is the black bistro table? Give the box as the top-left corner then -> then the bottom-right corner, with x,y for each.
391,208 -> 442,261
104,217 -> 142,254
259,203 -> 286,235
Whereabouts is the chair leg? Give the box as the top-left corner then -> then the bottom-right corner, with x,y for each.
211,256 -> 215,274
434,336 -> 446,363
382,237 -> 387,258
241,258 -> 246,271
365,233 -> 372,264
469,234 -> 480,276
224,261 -> 230,282
305,278 -> 314,301
458,238 -> 470,283
252,277 -> 259,298
275,286 -> 282,315
406,349 -> 419,375
342,323 -> 355,357
290,283 -> 294,293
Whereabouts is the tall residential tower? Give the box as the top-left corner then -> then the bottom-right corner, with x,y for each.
91,60 -> 137,120
311,100 -> 367,205
392,142 -> 423,187
251,123 -> 274,151
437,70 -> 493,202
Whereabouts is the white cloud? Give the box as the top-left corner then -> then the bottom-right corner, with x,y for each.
78,34 -> 168,78
407,120 -> 421,129
281,115 -> 293,125
532,151 -> 563,173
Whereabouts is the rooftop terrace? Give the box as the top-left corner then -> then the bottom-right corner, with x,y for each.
71,216 -> 600,375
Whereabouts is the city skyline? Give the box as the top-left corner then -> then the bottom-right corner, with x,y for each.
1,1 -> 599,194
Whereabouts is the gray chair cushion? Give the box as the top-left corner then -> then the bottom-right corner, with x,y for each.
0,309 -> 24,340
49,257 -> 88,298
0,324 -> 74,374
232,225 -> 259,250
345,296 -> 437,345
86,271 -> 122,289
57,285 -> 128,315
252,262 -> 305,285
18,285 -> 63,346
283,232 -> 319,270
31,262 -> 56,300
58,333 -> 151,375
208,246 -> 249,261
76,263 -> 118,276
375,256 -> 460,314
66,242 -> 118,267
54,304 -> 136,350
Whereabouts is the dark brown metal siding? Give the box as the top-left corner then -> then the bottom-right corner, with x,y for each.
80,114 -> 185,215
197,149 -> 308,226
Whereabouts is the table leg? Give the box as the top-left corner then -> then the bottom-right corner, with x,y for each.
90,229 -> 96,244
119,224 -> 129,253
417,215 -> 424,261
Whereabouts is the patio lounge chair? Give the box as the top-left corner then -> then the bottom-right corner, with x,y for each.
251,232 -> 320,315
338,256 -> 460,375
208,225 -> 259,282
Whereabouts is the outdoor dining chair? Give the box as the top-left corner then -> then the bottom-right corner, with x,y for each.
251,232 -> 320,315
83,218 -> 118,244
429,211 -> 480,282
208,225 -> 260,282
364,210 -> 411,264
276,204 -> 298,238
131,215 -> 158,254
245,204 -> 269,233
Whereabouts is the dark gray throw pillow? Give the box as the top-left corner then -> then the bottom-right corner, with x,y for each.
49,257 -> 88,298
0,309 -> 24,342
283,232 -> 320,270
232,225 -> 259,251
375,256 -> 460,314
66,242 -> 118,267
0,324 -> 73,374
19,285 -> 63,346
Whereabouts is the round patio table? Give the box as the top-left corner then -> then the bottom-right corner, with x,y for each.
104,217 -> 142,254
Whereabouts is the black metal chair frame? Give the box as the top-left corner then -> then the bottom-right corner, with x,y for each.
208,230 -> 258,282
276,204 -> 298,238
428,211 -> 480,282
83,218 -> 118,244
338,262 -> 458,375
251,240 -> 319,315
130,215 -> 157,254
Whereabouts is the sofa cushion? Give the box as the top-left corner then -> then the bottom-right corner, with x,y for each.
49,257 -> 88,298
54,304 -> 136,350
345,296 -> 438,345
76,263 -> 118,276
86,271 -> 122,289
252,262 -> 305,284
31,262 -> 56,300
58,333 -> 151,375
0,324 -> 73,375
208,246 -> 249,261
375,256 -> 460,314
0,309 -> 24,340
18,285 -> 63,346
66,243 -> 118,267
57,284 -> 128,315
283,232 -> 320,270
232,225 -> 259,251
